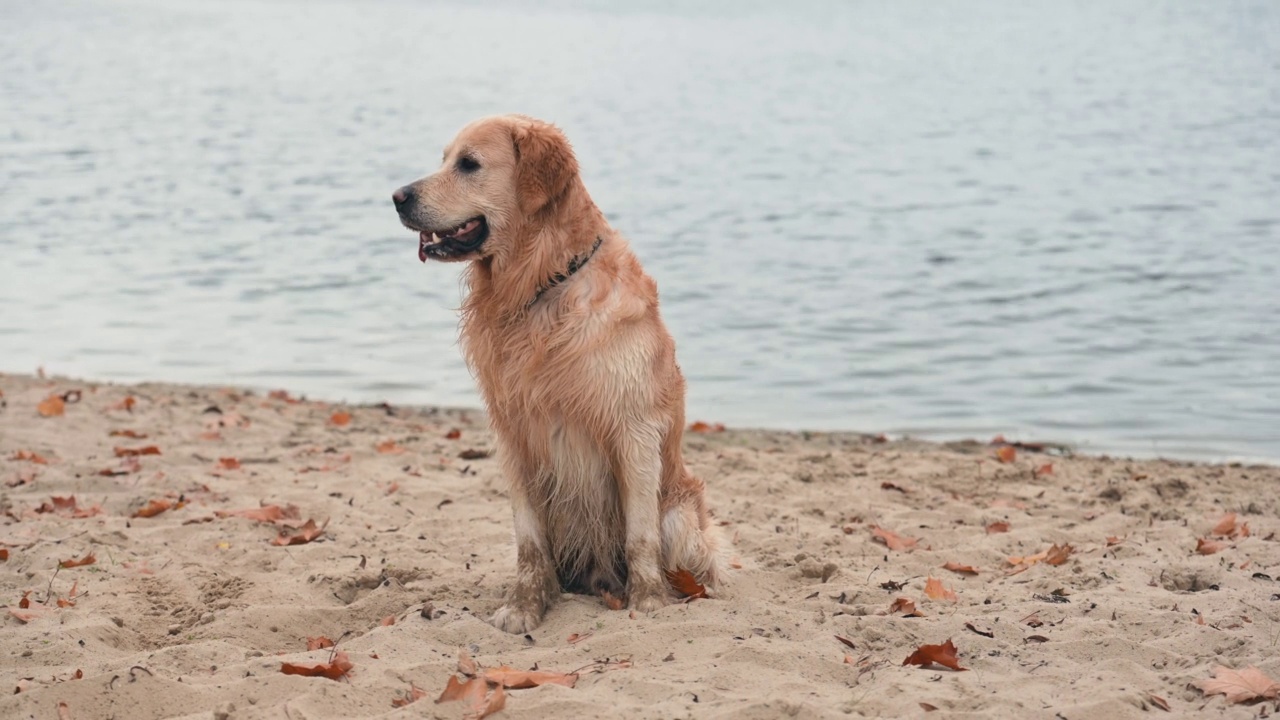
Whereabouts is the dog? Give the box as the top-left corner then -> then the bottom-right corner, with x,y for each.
392,114 -> 722,633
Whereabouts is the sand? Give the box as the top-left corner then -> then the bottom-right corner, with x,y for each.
2,371 -> 1278,719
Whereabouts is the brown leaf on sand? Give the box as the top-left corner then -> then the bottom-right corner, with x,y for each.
8,606 -> 48,623
0,548 -> 8,562
942,561 -> 979,576
216,504 -> 302,525
57,701 -> 72,720
132,499 -> 176,518
112,396 -> 137,412
437,674 -> 485,703
217,457 -> 241,470
601,590 -> 625,610
19,590 -> 31,608
58,552 -> 96,569
1195,665 -> 1280,704
986,521 -> 1011,534
1044,543 -> 1073,566
903,638 -> 967,671
380,615 -> 396,627
871,526 -> 918,552
1034,463 -> 1054,476
306,636 -> 335,651
923,577 -> 958,602
108,429 -> 148,439
375,440 -> 407,454
444,428 -> 462,440
567,632 -> 593,645
483,667 -> 577,689
667,568 -> 708,599
688,421 -> 726,433
271,518 -> 327,546
1147,693 -> 1171,712
1210,513 -> 1250,540
280,650 -> 353,681
1196,537 -> 1228,555
37,395 -> 66,417
889,597 -> 924,617
834,635 -> 857,650
995,446 -> 1016,463
436,677 -> 505,719
920,702 -> 940,712
392,682 -> 429,708
114,445 -> 161,457
10,450 -> 50,464
457,649 -> 479,677
329,411 -> 352,427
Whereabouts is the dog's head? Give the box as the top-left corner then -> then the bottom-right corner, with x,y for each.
393,114 -> 579,263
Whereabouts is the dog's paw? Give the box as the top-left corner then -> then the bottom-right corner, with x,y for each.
491,603 -> 544,634
627,585 -> 671,613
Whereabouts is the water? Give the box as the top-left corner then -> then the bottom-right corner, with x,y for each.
2,0 -> 1278,462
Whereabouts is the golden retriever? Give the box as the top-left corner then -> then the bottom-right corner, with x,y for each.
392,114 -> 722,633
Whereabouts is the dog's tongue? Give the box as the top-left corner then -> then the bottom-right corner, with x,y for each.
418,232 -> 428,263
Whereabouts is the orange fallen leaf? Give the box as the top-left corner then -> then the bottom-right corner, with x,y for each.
270,518 -> 327,546
444,428 -> 461,440
436,675 -> 487,704
59,552 -> 96,569
1106,535 -> 1126,547
688,421 -> 726,433
9,605 -> 48,623
903,638 -> 967,671
457,649 -> 478,677
920,703 -> 940,712
391,682 -> 429,708
384,481 -> 400,495
1211,513 -> 1238,537
729,557 -> 743,569
923,577 -> 958,602
1034,463 -> 1054,476
268,389 -> 302,404
112,396 -> 136,412
57,701 -> 72,720
216,504 -> 302,525
217,457 -> 241,470
834,634 -> 857,650
1044,543 -> 1073,566
601,590 -> 624,611
1147,693 -> 1171,711
380,615 -> 396,626
942,561 -> 979,576
306,636 -> 335,651
871,526 -> 918,552
1195,665 -> 1279,704
995,446 -> 1016,463
666,568 -> 708,599
1196,537 -> 1228,555
19,590 -> 32,608
72,668 -> 83,679
280,650 -> 353,681
108,429 -> 148,438
375,440 -> 407,454
329,411 -> 352,426
567,632 -> 593,645
889,597 -> 924,617
10,450 -> 50,464
37,395 -> 66,417
482,667 -> 578,689
114,445 -> 161,457
0,548 -> 8,562
132,499 -> 176,518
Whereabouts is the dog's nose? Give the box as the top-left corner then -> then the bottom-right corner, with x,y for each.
392,186 -> 414,210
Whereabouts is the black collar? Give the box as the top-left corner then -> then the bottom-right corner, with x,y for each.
528,236 -> 604,307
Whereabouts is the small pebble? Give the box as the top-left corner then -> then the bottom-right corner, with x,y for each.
199,612 -> 215,625
167,624 -> 182,635
111,617 -> 125,627
213,701 -> 235,720
21,649 -> 32,657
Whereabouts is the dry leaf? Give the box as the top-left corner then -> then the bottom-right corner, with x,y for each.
112,396 -> 137,412
1044,543 -> 1073,565
444,428 -> 461,440
903,638 -> 967,671
1196,537 -> 1228,555
132,499 -> 176,518
37,395 -> 66,417
1211,513 -> 1238,537
375,440 -> 406,454
329,411 -> 352,427
57,701 -> 72,720
114,445 -> 161,457
923,577 -> 958,602
666,568 -> 708,599
688,421 -> 726,433
995,446 -> 1016,463
601,590 -> 625,611
1147,693 -> 1171,712
1034,463 -> 1054,476
871,526 -> 918,552
880,481 -> 910,494
380,615 -> 396,627
271,518 -> 327,546
1195,665 -> 1279,704
269,389 -> 302,404
306,636 -> 334,651
920,702 -> 940,712
280,651 -> 353,681
1106,535 -> 1126,547
10,450 -> 49,465
457,649 -> 478,677
942,561 -> 979,576
217,457 -> 241,470
889,597 -> 924,617
985,521 -> 1011,534
834,635 -> 857,650
58,552 -> 96,569
216,504 -> 301,525
0,548 -> 8,562
483,667 -> 578,689
436,675 -> 486,703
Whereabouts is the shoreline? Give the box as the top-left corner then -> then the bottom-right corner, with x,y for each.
3,372 -> 1278,719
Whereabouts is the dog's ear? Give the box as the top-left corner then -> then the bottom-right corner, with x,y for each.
511,119 -> 578,215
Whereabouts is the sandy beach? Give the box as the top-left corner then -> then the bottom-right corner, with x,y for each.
2,371 -> 1278,719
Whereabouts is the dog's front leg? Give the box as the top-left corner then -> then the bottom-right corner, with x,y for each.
618,427 -> 671,612
491,472 -> 558,634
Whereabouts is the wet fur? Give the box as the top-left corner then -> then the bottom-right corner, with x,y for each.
396,115 -> 722,632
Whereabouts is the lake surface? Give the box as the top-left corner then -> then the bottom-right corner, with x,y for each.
2,0 -> 1278,461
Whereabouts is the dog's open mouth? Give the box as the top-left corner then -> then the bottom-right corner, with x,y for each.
417,216 -> 488,262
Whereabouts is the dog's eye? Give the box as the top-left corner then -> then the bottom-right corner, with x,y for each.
457,156 -> 480,173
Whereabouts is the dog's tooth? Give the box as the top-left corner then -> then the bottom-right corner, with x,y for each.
432,232 -> 442,244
